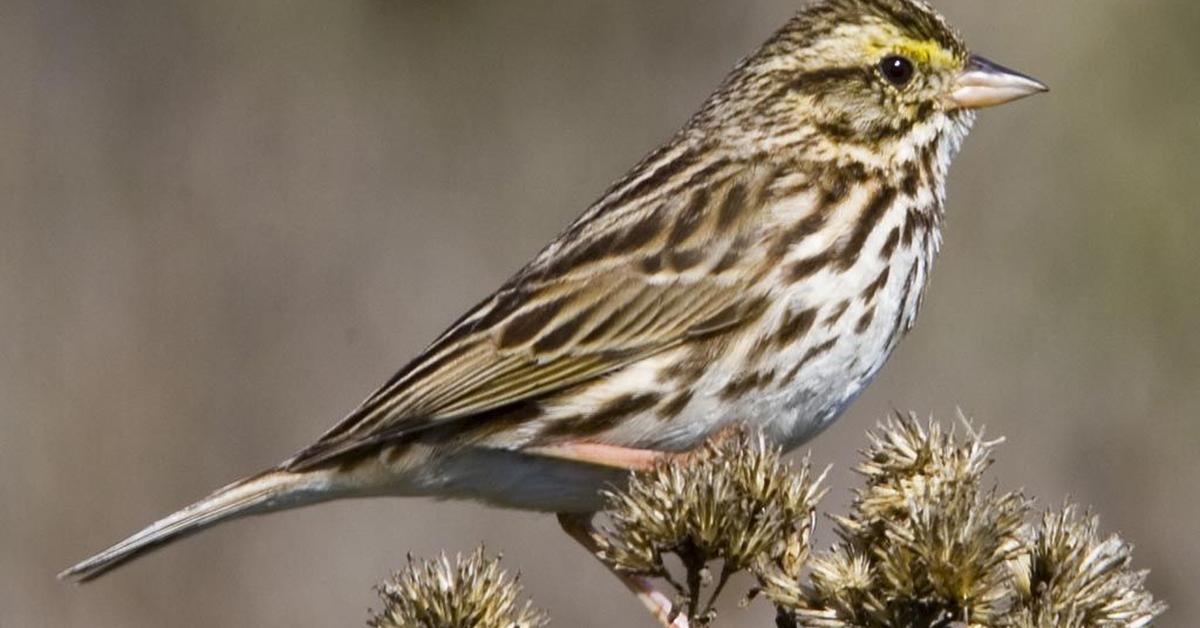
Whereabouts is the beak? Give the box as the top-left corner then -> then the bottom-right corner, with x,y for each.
947,54 -> 1048,110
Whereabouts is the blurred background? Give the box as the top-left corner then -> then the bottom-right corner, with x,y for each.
2,1 -> 1197,626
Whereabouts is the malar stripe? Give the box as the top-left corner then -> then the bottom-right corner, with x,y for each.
838,186 -> 897,271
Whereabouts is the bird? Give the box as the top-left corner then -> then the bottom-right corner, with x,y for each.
61,0 -> 1046,625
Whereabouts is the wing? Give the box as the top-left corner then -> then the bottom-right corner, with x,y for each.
286,150 -> 777,470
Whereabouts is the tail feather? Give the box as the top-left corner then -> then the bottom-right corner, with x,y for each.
59,468 -> 333,583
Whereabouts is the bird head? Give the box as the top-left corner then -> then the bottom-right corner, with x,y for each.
701,0 -> 1047,165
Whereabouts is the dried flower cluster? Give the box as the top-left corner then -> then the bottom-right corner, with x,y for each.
1007,505 -> 1165,627
369,548 -> 547,628
593,430 -> 827,623
367,415 -> 1164,627
762,414 -> 1165,628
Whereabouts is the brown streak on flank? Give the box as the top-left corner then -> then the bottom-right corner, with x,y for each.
903,207 -> 936,247
920,138 -> 940,186
657,390 -> 694,421
782,338 -> 838,382
499,296 -> 570,349
716,183 -> 749,229
775,307 -> 818,347
538,393 -> 662,439
745,335 -> 774,365
862,266 -> 891,303
721,372 -> 762,401
789,251 -> 831,283
772,212 -> 827,260
900,162 -> 921,198
885,262 -> 920,348
801,338 -> 838,364
824,300 -> 851,328
880,227 -> 900,260
658,359 -> 705,386
901,209 -> 918,246
838,186 -> 897,271
856,307 -> 877,334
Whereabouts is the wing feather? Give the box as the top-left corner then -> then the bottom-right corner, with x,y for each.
285,159 -> 777,470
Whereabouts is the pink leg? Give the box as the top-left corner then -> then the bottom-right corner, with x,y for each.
557,512 -> 689,628
524,443 -> 668,471
526,425 -> 743,471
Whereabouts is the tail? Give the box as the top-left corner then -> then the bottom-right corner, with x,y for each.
59,468 -> 337,583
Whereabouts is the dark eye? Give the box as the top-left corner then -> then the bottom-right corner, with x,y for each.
879,55 -> 915,87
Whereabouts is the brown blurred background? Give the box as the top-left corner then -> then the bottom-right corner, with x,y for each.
2,1 -> 1197,626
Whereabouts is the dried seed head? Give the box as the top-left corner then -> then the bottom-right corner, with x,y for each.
596,430 -> 826,578
369,548 -> 547,628
764,414 -> 1163,628
594,429 -> 826,622
1005,504 -> 1166,628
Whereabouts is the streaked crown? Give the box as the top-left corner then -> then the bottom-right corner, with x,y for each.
695,0 -> 974,161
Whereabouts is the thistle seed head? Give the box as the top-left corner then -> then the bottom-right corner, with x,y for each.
1005,504 -> 1166,628
368,548 -> 547,628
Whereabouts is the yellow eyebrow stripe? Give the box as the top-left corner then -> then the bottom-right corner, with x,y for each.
865,36 -> 958,69
895,40 -> 957,67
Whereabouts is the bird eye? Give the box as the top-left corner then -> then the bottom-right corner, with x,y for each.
879,55 -> 915,87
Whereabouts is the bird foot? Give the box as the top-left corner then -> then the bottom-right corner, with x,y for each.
637,575 -> 689,627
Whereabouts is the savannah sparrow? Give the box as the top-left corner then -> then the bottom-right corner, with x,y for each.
63,0 -> 1045,624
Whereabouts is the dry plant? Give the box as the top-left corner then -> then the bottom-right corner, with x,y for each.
368,548 -> 546,628
367,415 -> 1165,627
